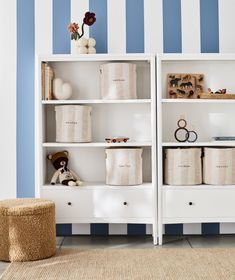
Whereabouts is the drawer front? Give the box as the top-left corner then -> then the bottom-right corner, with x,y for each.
42,189 -> 153,219
163,189 -> 235,218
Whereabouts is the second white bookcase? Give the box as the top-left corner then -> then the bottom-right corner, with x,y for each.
35,54 -> 158,244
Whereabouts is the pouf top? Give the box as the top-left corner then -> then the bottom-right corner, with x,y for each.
0,198 -> 55,216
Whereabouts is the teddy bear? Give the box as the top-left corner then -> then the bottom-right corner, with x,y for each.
47,150 -> 82,186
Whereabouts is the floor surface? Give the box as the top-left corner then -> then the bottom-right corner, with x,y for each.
1,235 -> 235,276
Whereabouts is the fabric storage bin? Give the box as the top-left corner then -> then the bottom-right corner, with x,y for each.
55,105 -> 92,143
203,148 -> 235,185
105,148 -> 143,186
100,63 -> 137,99
164,148 -> 202,185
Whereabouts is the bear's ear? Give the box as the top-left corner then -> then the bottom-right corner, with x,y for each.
47,154 -> 53,160
63,150 -> 69,157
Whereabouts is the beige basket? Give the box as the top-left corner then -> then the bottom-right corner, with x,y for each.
203,148 -> 235,185
164,148 -> 202,185
100,63 -> 137,99
55,105 -> 92,143
105,148 -> 143,186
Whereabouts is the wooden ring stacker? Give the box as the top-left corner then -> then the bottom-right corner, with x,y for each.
174,127 -> 189,142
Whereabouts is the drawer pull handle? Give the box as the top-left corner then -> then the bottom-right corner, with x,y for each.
68,202 -> 72,206
123,202 -> 128,206
188,202 -> 193,206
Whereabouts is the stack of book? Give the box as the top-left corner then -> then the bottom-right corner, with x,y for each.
41,62 -> 54,100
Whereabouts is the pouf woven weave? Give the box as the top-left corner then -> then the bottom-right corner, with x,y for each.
0,198 -> 56,262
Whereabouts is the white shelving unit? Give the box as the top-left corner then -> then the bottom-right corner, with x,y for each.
157,54 -> 235,245
35,54 -> 157,244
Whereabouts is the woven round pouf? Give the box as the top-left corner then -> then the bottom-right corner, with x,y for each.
0,198 -> 56,262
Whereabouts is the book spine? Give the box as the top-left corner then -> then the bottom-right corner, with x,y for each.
41,62 -> 46,100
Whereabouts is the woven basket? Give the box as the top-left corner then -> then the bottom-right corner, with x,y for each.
203,147 -> 235,185
164,148 -> 202,185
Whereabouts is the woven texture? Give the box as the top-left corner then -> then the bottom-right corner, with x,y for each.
1,248 -> 235,280
0,199 -> 56,262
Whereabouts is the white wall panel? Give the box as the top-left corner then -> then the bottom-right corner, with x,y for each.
0,0 -> 16,199
72,223 -> 91,234
181,0 -> 200,53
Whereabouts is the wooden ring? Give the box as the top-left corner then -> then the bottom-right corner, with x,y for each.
177,119 -> 187,128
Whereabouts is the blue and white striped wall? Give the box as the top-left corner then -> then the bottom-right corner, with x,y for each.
11,0 -> 235,236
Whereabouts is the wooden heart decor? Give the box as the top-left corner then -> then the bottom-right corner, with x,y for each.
167,73 -> 204,99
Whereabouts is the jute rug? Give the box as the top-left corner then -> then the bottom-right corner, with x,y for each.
1,248 -> 235,280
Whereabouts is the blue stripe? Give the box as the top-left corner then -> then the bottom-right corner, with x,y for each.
89,0 -> 107,53
163,0 -> 182,53
200,0 -> 219,53
56,224 -> 72,236
127,224 -> 146,235
53,0 -> 71,54
165,224 -> 183,235
17,0 -> 35,198
91,224 -> 109,235
202,223 -> 220,235
126,0 -> 145,53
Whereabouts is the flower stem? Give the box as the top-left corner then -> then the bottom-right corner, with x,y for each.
78,23 -> 85,39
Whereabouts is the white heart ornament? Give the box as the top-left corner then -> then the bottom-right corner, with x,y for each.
53,78 -> 72,100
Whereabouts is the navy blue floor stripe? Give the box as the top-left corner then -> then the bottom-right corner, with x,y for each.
90,224 -> 109,235
127,224 -> 146,235
56,224 -> 72,236
202,223 -> 220,235
165,224 -> 183,235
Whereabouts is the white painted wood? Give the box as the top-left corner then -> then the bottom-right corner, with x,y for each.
219,0 -> 235,53
144,0 -> 163,53
183,223 -> 201,235
43,142 -> 152,147
72,223 -> 90,235
181,0 -> 200,53
71,0 -> 89,54
163,142 -> 235,147
42,99 -> 151,104
107,0 -> 126,53
220,223 -> 235,234
35,0 -> 52,54
109,224 -> 127,235
0,0 -> 16,199
162,99 -> 235,104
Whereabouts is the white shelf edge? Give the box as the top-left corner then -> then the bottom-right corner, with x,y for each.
43,142 -> 152,148
163,184 -> 235,190
162,142 -> 235,147
42,99 -> 151,105
41,182 -> 153,190
162,98 -> 235,104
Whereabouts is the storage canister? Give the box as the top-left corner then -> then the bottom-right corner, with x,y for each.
203,147 -> 235,185
105,148 -> 143,186
55,105 -> 92,143
100,63 -> 137,99
164,148 -> 202,185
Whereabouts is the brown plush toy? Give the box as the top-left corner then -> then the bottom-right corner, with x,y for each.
47,151 -> 82,186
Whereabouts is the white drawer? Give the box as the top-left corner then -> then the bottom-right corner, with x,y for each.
42,188 -> 152,219
163,188 -> 235,219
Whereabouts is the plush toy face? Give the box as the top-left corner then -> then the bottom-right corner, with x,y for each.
47,151 -> 69,170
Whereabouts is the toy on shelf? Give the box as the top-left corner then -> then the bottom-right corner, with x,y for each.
47,151 -> 83,186
199,88 -> 235,99
105,137 -> 130,143
167,73 -> 204,99
174,118 -> 198,143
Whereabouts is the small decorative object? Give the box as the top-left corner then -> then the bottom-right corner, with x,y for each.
105,136 -> 130,143
53,78 -> 72,100
199,88 -> 235,99
55,105 -> 92,143
174,118 -> 198,143
100,63 -> 137,99
167,73 -> 204,99
47,151 -> 83,186
68,12 -> 97,54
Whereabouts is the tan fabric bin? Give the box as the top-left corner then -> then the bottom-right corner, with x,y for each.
55,105 -> 92,143
100,63 -> 137,99
105,148 -> 143,185
164,148 -> 202,185
203,147 -> 235,185
0,198 -> 56,262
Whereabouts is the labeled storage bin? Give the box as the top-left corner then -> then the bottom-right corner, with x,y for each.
203,148 -> 235,185
55,105 -> 92,143
105,148 -> 143,186
164,148 -> 202,185
100,63 -> 137,99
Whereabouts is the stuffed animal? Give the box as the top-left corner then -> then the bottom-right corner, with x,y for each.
47,151 -> 82,186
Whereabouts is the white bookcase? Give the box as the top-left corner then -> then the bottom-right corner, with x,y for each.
157,54 -> 235,245
35,54 -> 158,244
